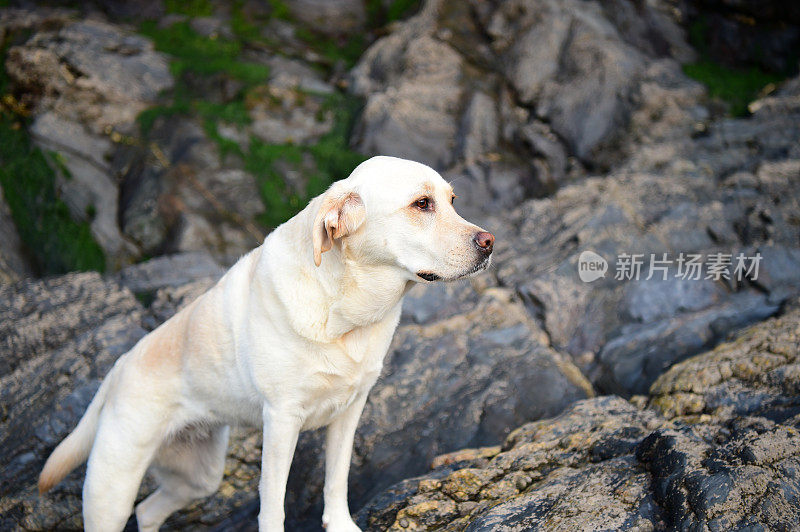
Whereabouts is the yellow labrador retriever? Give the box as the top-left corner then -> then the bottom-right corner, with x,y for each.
38,156 -> 495,531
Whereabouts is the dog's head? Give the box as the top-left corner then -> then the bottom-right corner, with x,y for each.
313,156 -> 494,282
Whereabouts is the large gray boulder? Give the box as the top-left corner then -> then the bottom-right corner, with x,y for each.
490,74 -> 800,396
356,305 -> 800,530
485,0 -> 646,159
350,2 -> 465,170
349,0 -> 700,220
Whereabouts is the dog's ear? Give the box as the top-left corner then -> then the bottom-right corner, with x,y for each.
313,190 -> 366,266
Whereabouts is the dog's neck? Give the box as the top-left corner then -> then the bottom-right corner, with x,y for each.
259,211 -> 411,344
323,253 -> 410,338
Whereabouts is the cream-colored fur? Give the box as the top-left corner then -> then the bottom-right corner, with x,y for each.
38,156 -> 494,531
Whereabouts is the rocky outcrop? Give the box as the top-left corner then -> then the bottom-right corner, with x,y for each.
490,73 -> 800,396
0,261 -> 591,530
649,302 -> 800,422
2,1 -> 800,530
115,116 -> 267,263
356,305 -> 800,531
0,8 -> 340,269
357,396 -> 662,531
2,10 -> 173,268
111,16 -> 344,265
0,272 -> 147,530
349,0 -> 700,218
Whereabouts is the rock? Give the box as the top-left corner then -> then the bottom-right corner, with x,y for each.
357,396 -> 664,531
0,184 -> 32,282
263,54 -> 334,94
30,112 -> 136,264
755,245 -> 800,303
3,11 -> 174,267
350,3 -> 465,170
248,85 -> 333,145
5,16 -> 172,132
114,251 -> 224,295
116,117 -> 265,265
458,92 -> 499,165
144,278 -> 219,329
0,273 -> 146,530
486,0 -> 647,159
400,282 -> 489,325
491,74 -> 800,395
357,308 -> 800,530
602,0 -> 696,63
595,291 -> 779,396
636,417 -> 800,531
285,0 -> 366,36
649,303 -> 800,421
190,16 -> 233,40
350,0 -> 702,221
616,58 -> 708,165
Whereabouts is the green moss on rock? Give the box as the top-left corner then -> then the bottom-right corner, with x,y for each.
0,117 -> 106,274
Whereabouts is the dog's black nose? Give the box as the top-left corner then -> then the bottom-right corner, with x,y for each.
473,231 -> 494,254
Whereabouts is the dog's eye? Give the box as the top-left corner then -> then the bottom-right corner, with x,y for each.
451,194 -> 456,205
414,197 -> 431,210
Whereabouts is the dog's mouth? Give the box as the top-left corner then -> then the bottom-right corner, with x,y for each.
417,257 -> 491,283
416,272 -> 441,282
463,256 -> 491,277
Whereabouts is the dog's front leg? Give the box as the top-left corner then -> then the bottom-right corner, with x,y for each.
259,406 -> 302,531
322,392 -> 369,532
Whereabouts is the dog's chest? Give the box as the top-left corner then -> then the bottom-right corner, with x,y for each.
298,330 -> 388,430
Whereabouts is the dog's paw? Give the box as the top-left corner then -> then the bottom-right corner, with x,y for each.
322,514 -> 362,532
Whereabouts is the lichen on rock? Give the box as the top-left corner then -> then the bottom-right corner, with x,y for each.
357,306 -> 800,531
